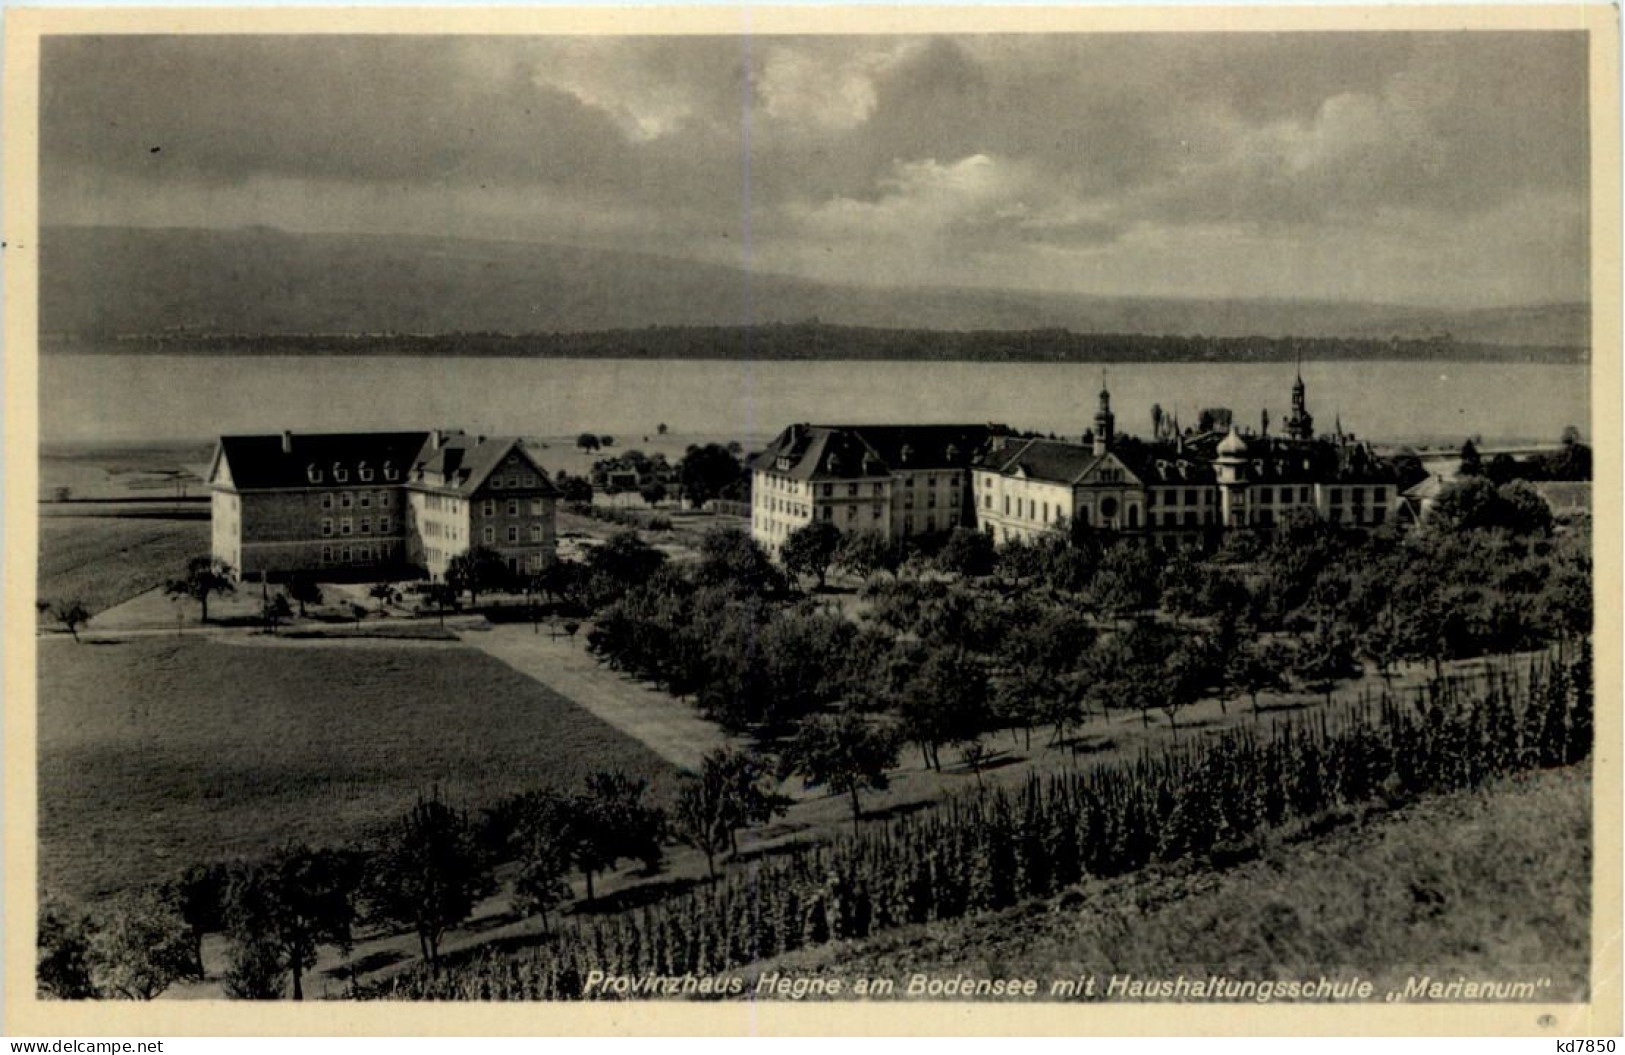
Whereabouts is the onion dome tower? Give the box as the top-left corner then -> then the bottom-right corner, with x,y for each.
1216,425 -> 1250,528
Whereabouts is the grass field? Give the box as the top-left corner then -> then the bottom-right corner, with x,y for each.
753,766 -> 1593,1000
37,636 -> 675,901
38,516 -> 211,617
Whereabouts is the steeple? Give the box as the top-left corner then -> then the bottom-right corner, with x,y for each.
1092,370 -> 1115,455
1285,353 -> 1314,441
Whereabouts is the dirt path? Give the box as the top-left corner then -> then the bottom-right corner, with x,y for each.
456,623 -> 738,771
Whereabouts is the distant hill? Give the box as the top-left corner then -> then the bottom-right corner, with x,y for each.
39,225 -> 1589,350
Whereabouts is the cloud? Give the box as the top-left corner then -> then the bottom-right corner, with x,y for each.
39,32 -> 1591,308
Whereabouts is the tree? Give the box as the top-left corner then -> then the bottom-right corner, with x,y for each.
1497,480 -> 1555,537
368,582 -> 400,615
786,711 -> 901,831
165,556 -> 236,624
51,599 -> 90,642
639,482 -> 669,508
446,545 -> 510,607
425,582 -> 458,627
558,475 -> 595,504
599,435 -> 616,448
222,930 -> 285,999
657,422 -> 669,435
781,520 -> 843,589
585,532 -> 667,602
935,527 -> 996,579
1292,625 -> 1361,706
504,790 -> 577,931
835,531 -> 900,581
286,575 -> 323,617
1430,477 -> 1554,537
572,771 -> 667,896
577,433 -> 601,452
227,846 -> 359,1001
37,898 -> 97,999
367,791 -> 492,975
162,862 -> 230,978
1159,634 -> 1218,737
678,444 -> 744,509
1229,637 -> 1293,714
262,593 -> 293,633
87,887 -> 197,1000
1458,440 -> 1484,477
673,748 -> 790,878
696,528 -> 784,596
673,770 -> 732,880
898,648 -> 990,772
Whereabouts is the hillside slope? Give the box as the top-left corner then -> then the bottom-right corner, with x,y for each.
40,225 -> 1588,347
745,767 -> 1592,1001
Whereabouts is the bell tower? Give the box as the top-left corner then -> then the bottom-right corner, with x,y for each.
1285,353 -> 1315,441
1092,371 -> 1115,455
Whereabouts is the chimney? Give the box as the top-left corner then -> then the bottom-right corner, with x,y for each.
476,434 -> 487,446
432,429 -> 445,450
281,430 -> 293,455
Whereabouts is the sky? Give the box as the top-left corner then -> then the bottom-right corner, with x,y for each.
41,32 -> 1590,309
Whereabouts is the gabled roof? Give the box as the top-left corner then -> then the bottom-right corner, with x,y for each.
410,433 -> 557,496
211,431 -> 430,491
751,423 -> 1003,481
976,437 -> 1103,486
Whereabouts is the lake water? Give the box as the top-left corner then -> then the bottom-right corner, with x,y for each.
41,354 -> 1591,448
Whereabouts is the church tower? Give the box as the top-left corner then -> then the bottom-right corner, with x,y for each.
1285,356 -> 1315,441
1092,373 -> 1115,455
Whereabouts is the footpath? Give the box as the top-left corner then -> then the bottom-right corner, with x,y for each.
455,622 -> 739,771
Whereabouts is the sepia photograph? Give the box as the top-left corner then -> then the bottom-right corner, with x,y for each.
4,5 -> 1618,1037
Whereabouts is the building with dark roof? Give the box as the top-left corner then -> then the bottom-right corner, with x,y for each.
974,376 -> 1401,547
208,428 -> 557,581
748,375 -> 1402,555
748,423 -> 1006,549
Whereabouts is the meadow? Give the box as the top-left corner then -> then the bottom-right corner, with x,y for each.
38,516 -> 210,616
37,636 -> 674,901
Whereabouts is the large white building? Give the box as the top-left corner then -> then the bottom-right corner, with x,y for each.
747,424 -> 1004,551
208,429 -> 557,582
750,376 -> 1402,554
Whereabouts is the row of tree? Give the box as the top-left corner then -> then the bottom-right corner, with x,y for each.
41,747 -> 811,1000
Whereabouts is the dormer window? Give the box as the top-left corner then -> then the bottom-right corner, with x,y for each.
383,461 -> 397,481
307,464 -> 323,483
333,463 -> 349,483
359,461 -> 374,482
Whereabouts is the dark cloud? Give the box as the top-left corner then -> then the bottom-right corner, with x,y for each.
40,32 -> 1591,307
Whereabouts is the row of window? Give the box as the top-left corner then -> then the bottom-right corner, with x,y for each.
319,542 -> 396,564
321,491 -> 392,511
822,504 -> 886,523
481,497 -> 549,518
321,516 -> 393,537
482,524 -> 549,544
997,494 -> 1069,523
1147,488 -> 1212,508
488,473 -> 540,491
308,462 -> 398,485
763,497 -> 809,518
761,473 -> 805,495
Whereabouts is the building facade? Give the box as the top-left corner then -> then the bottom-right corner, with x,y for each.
751,375 -> 1401,555
208,429 -> 557,582
748,424 -> 1003,551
